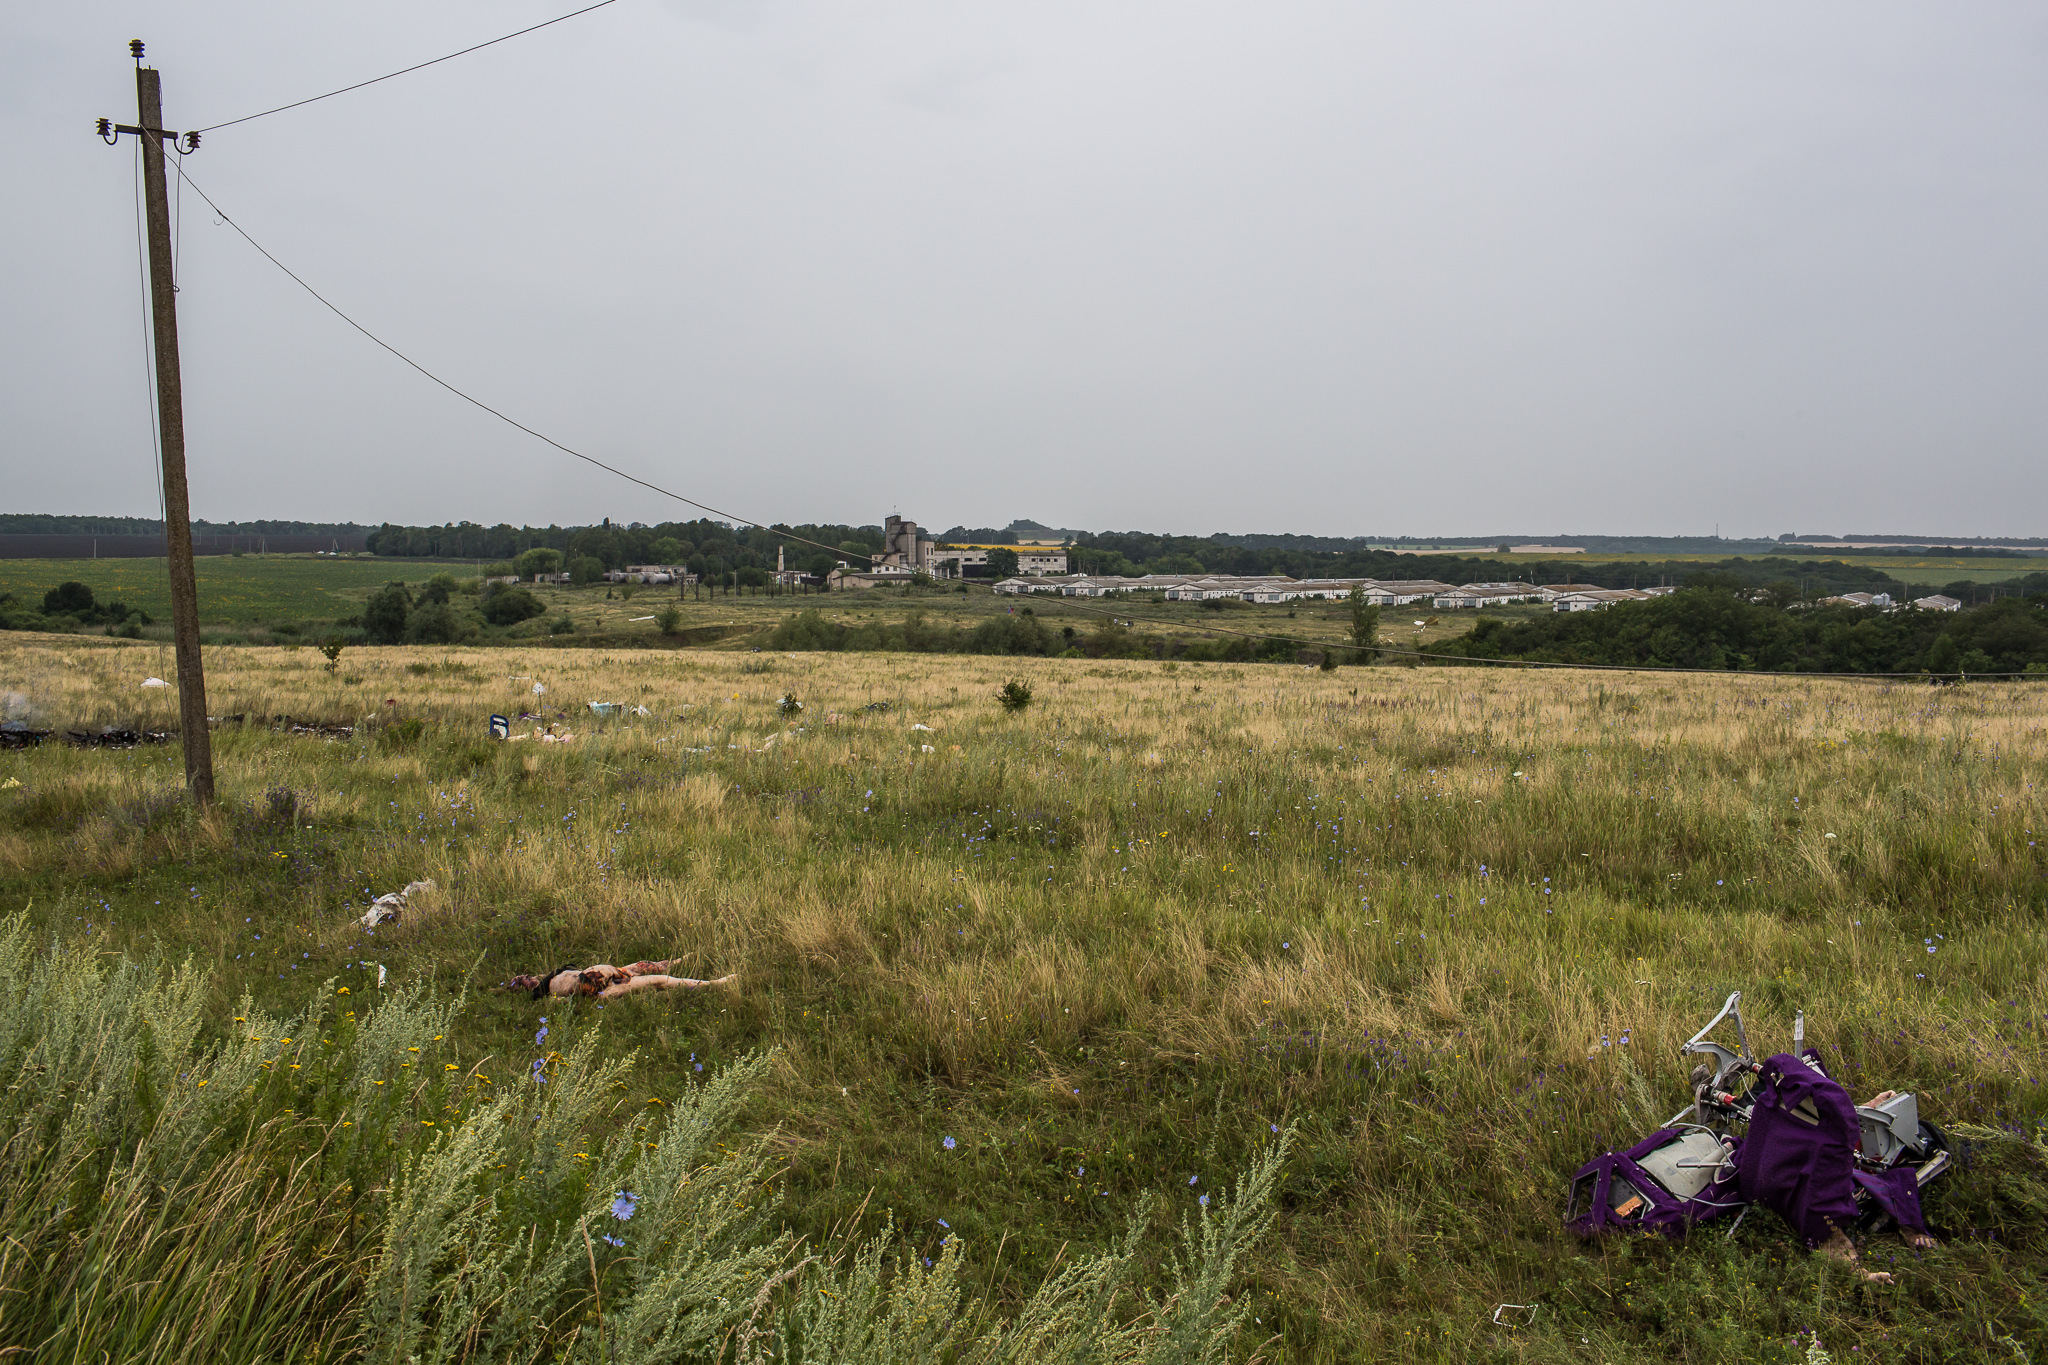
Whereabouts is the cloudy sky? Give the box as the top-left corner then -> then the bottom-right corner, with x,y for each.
5,2 -> 2045,538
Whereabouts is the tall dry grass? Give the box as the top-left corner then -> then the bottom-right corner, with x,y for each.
3,636 -> 2046,1360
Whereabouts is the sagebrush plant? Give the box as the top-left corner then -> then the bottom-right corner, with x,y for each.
0,911 -> 1296,1363
4,636 -> 2048,1360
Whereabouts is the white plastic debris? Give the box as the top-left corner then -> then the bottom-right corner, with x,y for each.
921,744 -> 935,753
628,615 -> 655,622
911,723 -> 933,731
359,879 -> 435,929
141,677 -> 169,688
532,683 -> 546,695
631,705 -> 651,716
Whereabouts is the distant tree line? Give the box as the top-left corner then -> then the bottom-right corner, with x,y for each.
366,518 -> 887,584
1427,580 -> 2048,675
0,515 -> 369,536
363,517 -> 2048,606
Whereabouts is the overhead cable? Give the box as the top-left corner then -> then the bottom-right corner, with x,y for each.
168,162 -> 872,567
193,0 -> 622,134
169,170 -> 2024,681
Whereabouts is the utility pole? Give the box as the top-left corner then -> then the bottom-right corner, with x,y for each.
101,40 -> 214,801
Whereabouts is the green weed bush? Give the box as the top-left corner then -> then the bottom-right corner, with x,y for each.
0,912 -> 1292,1363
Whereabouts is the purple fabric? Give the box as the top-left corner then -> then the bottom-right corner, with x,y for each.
1566,1127 -> 1743,1238
1735,1053 -> 1862,1248
1853,1165 -> 1928,1234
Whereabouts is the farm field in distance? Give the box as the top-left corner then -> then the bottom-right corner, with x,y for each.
0,553 -> 1503,653
2,633 -> 2044,1361
1492,551 -> 2048,587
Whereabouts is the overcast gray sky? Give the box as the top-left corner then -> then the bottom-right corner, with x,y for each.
5,2 -> 2045,538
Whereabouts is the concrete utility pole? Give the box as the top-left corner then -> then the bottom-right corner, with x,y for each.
102,41 -> 214,801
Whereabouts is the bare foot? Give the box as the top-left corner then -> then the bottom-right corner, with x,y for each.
1818,1229 -> 1894,1283
1903,1230 -> 1939,1251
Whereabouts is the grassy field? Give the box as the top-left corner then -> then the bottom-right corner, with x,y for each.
0,555 -> 431,627
1487,551 -> 2048,586
0,553 -> 1512,654
2,635 -> 2046,1361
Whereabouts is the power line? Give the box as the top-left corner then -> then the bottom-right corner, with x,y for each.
192,0 -> 622,134
164,174 -> 2029,681
168,161 -> 873,568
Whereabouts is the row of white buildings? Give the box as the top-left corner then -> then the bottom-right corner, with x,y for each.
1818,592 -> 1962,612
991,573 -> 1678,612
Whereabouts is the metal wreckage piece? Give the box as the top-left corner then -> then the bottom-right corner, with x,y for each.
1565,993 -> 1949,1241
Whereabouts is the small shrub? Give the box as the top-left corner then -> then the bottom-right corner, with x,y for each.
548,615 -> 576,635
379,718 -> 425,750
261,785 -> 299,825
481,587 -> 543,626
319,636 -> 345,671
779,694 -> 803,715
654,604 -> 683,635
364,583 -> 411,644
998,678 -> 1034,712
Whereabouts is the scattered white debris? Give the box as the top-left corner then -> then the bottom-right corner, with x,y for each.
628,615 -> 655,622
911,723 -> 933,731
921,744 -> 935,753
532,683 -> 546,695
359,880 -> 435,929
141,677 -> 169,688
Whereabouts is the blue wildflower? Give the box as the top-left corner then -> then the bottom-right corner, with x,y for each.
611,1191 -> 638,1221
942,1135 -> 957,1151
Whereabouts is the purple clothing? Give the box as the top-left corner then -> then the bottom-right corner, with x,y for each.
1854,1165 -> 1928,1235
1735,1053 -> 1862,1249
1566,1127 -> 1744,1237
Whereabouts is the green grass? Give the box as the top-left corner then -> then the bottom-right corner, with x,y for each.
1496,551 -> 2048,585
3,638 -> 2046,1361
0,555 -> 438,626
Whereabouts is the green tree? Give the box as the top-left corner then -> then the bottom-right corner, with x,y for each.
364,583 -> 411,644
1925,632 -> 1961,674
513,547 -> 564,579
404,602 -> 461,644
416,572 -> 460,606
481,586 -> 544,626
1347,584 -> 1381,662
42,582 -> 95,617
569,556 -> 605,586
648,537 -> 685,564
986,547 -> 1020,578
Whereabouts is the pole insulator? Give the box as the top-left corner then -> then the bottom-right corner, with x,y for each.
96,117 -> 114,141
181,130 -> 200,152
130,39 -> 145,60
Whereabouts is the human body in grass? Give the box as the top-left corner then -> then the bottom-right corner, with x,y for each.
509,961 -> 737,999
